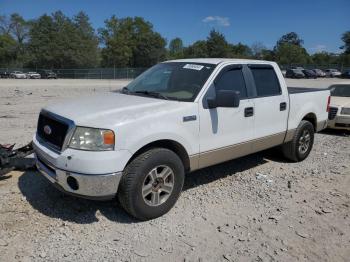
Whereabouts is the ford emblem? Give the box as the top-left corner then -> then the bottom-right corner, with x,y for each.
43,125 -> 52,135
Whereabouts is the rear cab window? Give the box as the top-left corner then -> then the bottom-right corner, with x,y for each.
249,65 -> 281,97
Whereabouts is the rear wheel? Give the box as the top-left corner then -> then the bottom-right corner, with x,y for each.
282,120 -> 314,162
118,148 -> 184,220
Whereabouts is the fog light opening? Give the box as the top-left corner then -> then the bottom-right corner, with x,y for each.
67,176 -> 79,191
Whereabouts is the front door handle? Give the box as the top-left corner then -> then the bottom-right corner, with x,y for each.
244,107 -> 254,117
280,102 -> 287,111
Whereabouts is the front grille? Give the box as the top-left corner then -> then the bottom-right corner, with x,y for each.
37,113 -> 69,151
341,107 -> 350,115
328,107 -> 338,120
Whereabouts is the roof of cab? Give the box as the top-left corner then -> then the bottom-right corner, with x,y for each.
165,58 -> 275,65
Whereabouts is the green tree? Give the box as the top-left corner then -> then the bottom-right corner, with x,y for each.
275,43 -> 310,65
99,16 -> 132,67
0,13 -> 30,66
340,31 -> 350,54
251,41 -> 267,59
274,32 -> 309,65
275,32 -> 304,49
72,11 -> 99,67
0,33 -> 17,66
229,42 -> 253,58
99,16 -> 166,67
206,30 -> 229,57
184,40 -> 208,58
311,52 -> 339,65
168,37 -> 184,59
9,13 -> 29,44
261,49 -> 275,61
28,11 -> 99,68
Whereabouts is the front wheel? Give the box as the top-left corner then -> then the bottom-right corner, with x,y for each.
282,120 -> 314,162
118,148 -> 185,220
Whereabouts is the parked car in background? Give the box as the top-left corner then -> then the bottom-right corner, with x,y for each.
0,71 -> 10,78
313,69 -> 326,77
10,71 -> 27,79
302,69 -> 317,79
325,69 -> 341,78
291,66 -> 304,70
340,70 -> 350,79
26,72 -> 41,79
328,83 -> 350,130
285,69 -> 305,78
38,70 -> 57,79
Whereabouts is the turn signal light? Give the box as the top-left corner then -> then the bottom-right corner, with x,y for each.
103,130 -> 115,145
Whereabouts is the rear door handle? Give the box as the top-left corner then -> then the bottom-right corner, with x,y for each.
280,102 -> 287,111
244,107 -> 254,117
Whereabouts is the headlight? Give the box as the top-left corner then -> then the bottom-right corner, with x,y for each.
341,107 -> 350,115
69,127 -> 115,151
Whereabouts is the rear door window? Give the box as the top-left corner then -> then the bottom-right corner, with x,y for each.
250,66 -> 281,97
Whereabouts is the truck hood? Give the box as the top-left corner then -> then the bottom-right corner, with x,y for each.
44,92 -> 186,128
330,96 -> 350,107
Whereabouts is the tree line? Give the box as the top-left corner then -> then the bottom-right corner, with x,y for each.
0,11 -> 349,69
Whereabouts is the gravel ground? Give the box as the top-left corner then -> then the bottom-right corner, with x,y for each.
0,78 -> 350,261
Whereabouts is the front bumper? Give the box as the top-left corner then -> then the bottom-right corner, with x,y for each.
328,115 -> 350,130
35,154 -> 121,200
33,135 -> 131,200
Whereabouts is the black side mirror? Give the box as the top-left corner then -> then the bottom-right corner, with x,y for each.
207,90 -> 240,109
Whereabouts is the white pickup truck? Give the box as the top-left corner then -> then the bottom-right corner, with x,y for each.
33,59 -> 330,220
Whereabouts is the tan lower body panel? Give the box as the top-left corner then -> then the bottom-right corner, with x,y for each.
189,132 -> 287,171
316,120 -> 327,132
284,128 -> 296,142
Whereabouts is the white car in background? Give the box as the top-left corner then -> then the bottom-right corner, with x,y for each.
26,72 -> 41,79
328,83 -> 350,130
10,71 -> 27,79
325,69 -> 341,78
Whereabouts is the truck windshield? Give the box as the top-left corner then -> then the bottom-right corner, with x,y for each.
330,85 -> 350,97
124,62 -> 215,101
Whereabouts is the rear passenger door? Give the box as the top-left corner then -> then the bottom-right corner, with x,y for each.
248,64 -> 289,147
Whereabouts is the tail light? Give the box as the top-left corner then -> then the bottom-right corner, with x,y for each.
326,96 -> 331,112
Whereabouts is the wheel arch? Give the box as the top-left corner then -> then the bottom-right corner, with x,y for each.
301,112 -> 317,131
126,139 -> 191,172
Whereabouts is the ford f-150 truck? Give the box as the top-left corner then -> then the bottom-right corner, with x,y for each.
33,59 -> 330,220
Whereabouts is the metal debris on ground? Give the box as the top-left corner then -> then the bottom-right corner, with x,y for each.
0,141 -> 35,177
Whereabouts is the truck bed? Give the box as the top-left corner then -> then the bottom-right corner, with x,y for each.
288,87 -> 327,94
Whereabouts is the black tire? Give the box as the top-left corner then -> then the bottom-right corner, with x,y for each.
118,148 -> 185,220
282,120 -> 314,162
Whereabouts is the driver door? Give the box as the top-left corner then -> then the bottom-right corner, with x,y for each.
198,65 -> 255,169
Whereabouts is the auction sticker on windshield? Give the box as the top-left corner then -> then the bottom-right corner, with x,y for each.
183,64 -> 204,70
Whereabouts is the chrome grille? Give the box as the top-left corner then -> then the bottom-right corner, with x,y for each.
37,112 -> 70,151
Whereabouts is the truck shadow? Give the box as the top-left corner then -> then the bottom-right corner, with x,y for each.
319,128 -> 350,137
18,153 -> 269,224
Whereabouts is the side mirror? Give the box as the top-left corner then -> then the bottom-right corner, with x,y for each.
207,90 -> 240,109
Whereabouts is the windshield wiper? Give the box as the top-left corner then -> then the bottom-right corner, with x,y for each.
134,90 -> 170,100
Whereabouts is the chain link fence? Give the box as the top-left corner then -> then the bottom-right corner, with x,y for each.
1,64 -> 349,79
0,67 -> 147,79
279,64 -> 350,71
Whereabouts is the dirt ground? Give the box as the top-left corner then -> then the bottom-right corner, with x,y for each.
0,78 -> 350,261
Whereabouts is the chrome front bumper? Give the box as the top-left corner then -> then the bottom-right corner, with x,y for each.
35,154 -> 122,200
328,116 -> 350,130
